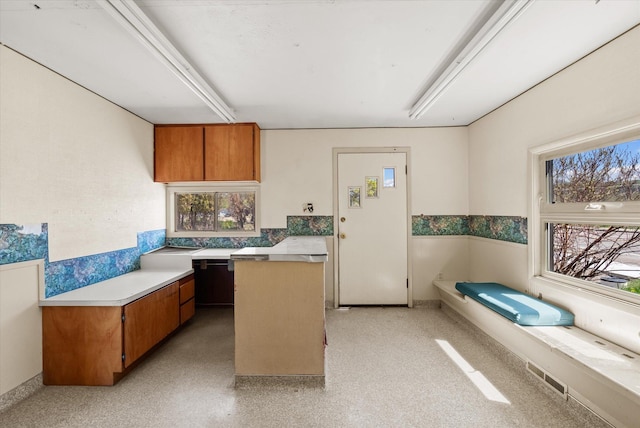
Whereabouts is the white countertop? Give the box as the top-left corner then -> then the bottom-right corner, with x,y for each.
40,268 -> 193,307
231,237 -> 328,262
193,248 -> 236,259
142,237 -> 328,267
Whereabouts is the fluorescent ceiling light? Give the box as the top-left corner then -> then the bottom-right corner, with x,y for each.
98,0 -> 236,123
409,0 -> 533,120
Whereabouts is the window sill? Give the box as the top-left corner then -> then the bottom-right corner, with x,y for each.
531,274 -> 640,311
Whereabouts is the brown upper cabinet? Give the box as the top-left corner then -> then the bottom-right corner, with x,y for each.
154,126 -> 205,182
154,123 -> 260,182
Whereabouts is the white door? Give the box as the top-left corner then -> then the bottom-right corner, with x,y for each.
336,151 -> 408,305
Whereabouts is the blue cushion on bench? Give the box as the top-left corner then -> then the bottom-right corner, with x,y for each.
454,282 -> 574,326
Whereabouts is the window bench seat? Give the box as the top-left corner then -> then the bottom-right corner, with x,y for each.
434,280 -> 640,428
454,282 -> 574,326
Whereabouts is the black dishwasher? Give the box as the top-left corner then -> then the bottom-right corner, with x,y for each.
193,259 -> 234,306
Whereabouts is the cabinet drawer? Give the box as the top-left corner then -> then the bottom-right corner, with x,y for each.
180,298 -> 195,324
180,277 -> 195,304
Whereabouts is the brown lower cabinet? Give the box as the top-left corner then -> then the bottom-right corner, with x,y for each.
42,275 -> 194,386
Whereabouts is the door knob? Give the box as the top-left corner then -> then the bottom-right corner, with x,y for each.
339,233 -> 346,239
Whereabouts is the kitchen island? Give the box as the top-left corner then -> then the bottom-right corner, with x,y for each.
231,237 -> 328,387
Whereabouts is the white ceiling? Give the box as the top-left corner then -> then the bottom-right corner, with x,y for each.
1,0 -> 639,129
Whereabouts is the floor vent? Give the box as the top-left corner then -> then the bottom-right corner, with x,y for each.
526,361 -> 567,399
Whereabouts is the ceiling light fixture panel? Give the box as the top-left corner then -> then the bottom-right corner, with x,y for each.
97,0 -> 236,123
409,0 -> 533,120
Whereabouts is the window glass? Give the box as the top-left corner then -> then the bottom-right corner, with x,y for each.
548,223 -> 640,294
383,167 -> 395,188
216,192 -> 255,231
175,192 -> 215,231
540,138 -> 640,298
168,186 -> 259,237
547,140 -> 640,203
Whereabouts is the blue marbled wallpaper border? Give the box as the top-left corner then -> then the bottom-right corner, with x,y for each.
0,223 -> 49,265
287,216 -> 333,236
0,224 -> 166,297
412,215 -> 527,244
1,214 -> 525,297
45,229 -> 167,297
46,247 -> 140,297
166,216 -> 334,248
412,215 -> 470,236
167,215 -> 525,245
468,215 -> 528,245
166,228 -> 288,249
138,229 -> 167,254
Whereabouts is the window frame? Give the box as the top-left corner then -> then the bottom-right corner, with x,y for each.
166,183 -> 260,238
528,116 -> 640,305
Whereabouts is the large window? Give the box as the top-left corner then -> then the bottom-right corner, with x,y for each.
167,185 -> 259,237
532,120 -> 640,302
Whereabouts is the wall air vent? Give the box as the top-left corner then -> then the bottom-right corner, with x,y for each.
526,361 -> 568,399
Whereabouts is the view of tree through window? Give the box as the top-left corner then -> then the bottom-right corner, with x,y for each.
546,140 -> 640,295
175,191 -> 255,232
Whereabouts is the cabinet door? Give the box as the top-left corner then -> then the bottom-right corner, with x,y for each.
155,126 -> 204,182
204,124 -> 260,181
42,306 -> 123,385
123,282 -> 180,367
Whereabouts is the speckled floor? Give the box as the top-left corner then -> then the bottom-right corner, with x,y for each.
0,306 -> 608,428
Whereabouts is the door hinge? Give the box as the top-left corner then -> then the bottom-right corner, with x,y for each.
406,278 -> 409,288
405,165 -> 407,175
122,314 -> 125,323
122,353 -> 125,361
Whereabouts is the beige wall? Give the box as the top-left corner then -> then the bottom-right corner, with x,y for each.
467,26 -> 640,352
260,127 -> 469,227
0,46 -> 166,262
469,26 -> 640,218
261,127 -> 470,301
0,46 -> 166,397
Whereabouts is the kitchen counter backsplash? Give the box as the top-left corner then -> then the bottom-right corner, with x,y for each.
166,216 -> 334,249
0,224 -> 166,297
166,228 -> 288,249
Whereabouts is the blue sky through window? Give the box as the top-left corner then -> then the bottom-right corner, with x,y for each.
625,139 -> 640,154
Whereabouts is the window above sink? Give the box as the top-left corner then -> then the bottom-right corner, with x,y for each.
167,184 -> 260,238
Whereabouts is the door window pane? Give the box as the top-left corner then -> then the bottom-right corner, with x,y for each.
383,167 -> 395,188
